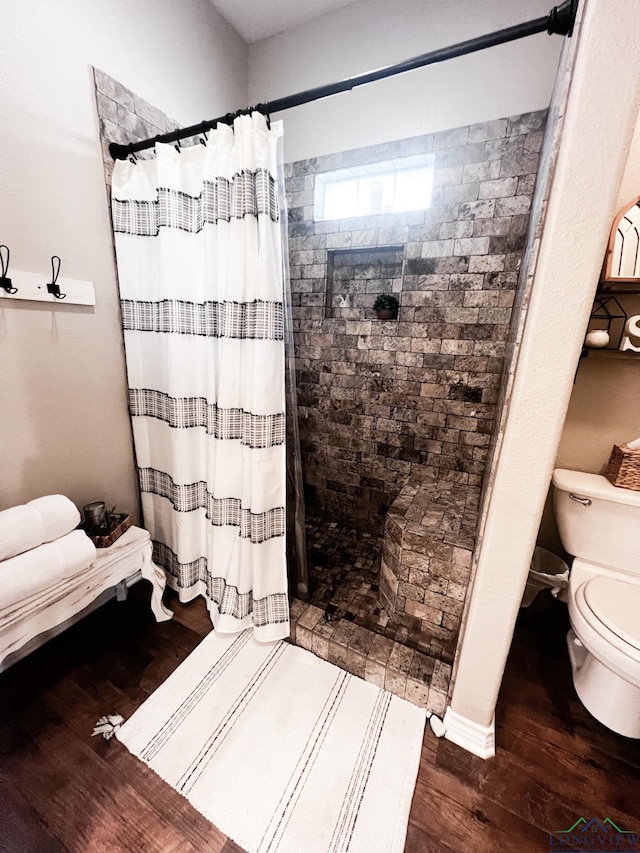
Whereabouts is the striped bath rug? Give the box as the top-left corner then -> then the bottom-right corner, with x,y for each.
117,628 -> 426,853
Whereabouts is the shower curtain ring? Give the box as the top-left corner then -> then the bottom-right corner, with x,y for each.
175,139 -> 182,153
128,153 -> 137,164
257,103 -> 271,129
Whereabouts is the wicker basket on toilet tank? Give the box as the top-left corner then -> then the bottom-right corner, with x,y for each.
605,443 -> 640,491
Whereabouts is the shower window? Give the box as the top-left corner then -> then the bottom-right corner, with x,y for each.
314,154 -> 434,221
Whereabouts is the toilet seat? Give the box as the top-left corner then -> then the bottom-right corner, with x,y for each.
569,578 -> 640,688
583,577 -> 640,652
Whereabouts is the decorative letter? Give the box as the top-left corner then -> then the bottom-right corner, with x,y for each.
621,314 -> 640,352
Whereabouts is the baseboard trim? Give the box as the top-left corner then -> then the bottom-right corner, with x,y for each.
443,707 -> 496,759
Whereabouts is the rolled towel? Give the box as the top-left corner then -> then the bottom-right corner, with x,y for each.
0,495 -> 80,562
0,530 -> 97,615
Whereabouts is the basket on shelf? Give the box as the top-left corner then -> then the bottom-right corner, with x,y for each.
605,444 -> 640,491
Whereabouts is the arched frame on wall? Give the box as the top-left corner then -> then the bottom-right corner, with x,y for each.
601,194 -> 640,291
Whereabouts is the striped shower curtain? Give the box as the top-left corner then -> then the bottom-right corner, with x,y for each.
111,113 -> 288,642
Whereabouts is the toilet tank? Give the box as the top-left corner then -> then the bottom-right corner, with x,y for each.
552,469 -> 640,574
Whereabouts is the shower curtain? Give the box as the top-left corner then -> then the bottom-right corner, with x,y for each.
111,112 -> 289,642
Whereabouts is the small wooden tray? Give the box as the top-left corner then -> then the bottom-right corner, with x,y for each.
80,513 -> 132,548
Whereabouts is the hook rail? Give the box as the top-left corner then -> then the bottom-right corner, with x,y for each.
0,256 -> 95,306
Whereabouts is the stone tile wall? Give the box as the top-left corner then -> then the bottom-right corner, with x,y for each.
285,110 -> 546,532
93,67 -> 180,190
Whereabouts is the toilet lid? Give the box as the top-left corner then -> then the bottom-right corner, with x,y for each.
583,578 -> 640,652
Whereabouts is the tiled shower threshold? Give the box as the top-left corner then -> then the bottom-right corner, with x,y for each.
288,516 -> 452,715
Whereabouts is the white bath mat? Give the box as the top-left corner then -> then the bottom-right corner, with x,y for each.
117,629 -> 425,853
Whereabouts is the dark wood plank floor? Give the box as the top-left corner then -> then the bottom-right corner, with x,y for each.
1,587 -> 638,852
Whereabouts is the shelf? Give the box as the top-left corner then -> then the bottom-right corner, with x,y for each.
598,282 -> 640,294
581,348 -> 640,360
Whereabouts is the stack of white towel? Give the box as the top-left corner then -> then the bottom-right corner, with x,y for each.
0,495 -> 96,638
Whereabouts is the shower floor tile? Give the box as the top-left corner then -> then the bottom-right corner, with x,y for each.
290,514 -> 456,714
304,514 -> 456,663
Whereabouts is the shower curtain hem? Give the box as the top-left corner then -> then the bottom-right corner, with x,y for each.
165,574 -> 290,643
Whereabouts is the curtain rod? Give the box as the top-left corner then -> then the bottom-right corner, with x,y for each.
109,0 -> 577,161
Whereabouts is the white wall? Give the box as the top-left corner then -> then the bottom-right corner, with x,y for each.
0,0 -> 247,516
536,116 -> 640,553
446,0 -> 640,752
249,0 -> 563,162
552,116 -> 640,475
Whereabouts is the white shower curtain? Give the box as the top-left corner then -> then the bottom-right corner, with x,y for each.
111,112 -> 288,642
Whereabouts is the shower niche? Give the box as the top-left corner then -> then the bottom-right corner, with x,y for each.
325,246 -> 404,319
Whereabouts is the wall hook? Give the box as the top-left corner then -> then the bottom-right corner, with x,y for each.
0,245 -> 17,294
47,255 -> 66,299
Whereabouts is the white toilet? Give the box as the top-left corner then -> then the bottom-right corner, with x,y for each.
552,468 -> 640,738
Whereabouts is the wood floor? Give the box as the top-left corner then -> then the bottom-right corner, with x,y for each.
1,588 -> 638,852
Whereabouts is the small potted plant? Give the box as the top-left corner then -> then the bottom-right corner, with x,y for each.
373,293 -> 399,320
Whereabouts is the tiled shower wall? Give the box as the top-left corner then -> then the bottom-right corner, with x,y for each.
93,68 -> 180,190
285,110 -> 545,531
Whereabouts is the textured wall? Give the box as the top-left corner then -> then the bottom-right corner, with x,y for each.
0,0 -> 246,517
249,0 -> 561,162
285,110 -> 546,531
448,1 -> 640,736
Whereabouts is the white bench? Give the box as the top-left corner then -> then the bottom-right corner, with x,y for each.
0,525 -> 172,672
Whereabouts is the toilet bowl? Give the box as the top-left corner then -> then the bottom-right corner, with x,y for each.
553,469 -> 640,738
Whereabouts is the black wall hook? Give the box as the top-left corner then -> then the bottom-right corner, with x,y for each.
47,255 -> 66,299
0,245 -> 17,294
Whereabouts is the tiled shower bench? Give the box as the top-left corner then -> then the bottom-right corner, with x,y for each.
380,477 -> 480,639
